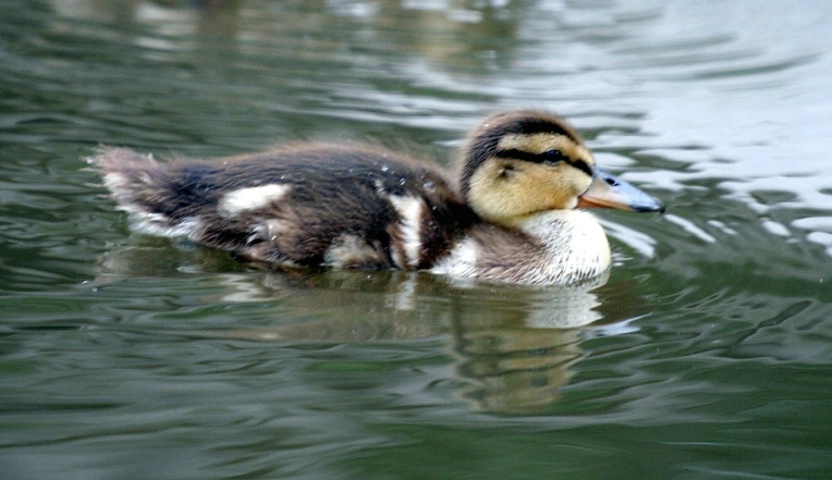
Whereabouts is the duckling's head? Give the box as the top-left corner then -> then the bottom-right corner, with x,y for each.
458,110 -> 663,225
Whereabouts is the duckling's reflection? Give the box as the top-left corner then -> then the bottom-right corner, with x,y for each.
98,245 -> 648,414
219,270 -> 628,414
446,277 -> 604,415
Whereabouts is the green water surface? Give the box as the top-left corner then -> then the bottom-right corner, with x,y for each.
1,1 -> 831,479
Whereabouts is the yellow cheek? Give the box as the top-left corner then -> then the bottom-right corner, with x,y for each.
466,159 -> 595,223
519,164 -> 589,210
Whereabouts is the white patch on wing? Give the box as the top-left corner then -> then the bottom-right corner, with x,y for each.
219,184 -> 291,217
387,194 -> 424,268
430,237 -> 479,278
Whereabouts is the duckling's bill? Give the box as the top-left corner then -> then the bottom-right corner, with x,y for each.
577,168 -> 665,213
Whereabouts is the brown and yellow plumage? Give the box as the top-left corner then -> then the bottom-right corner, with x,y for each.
93,111 -> 663,285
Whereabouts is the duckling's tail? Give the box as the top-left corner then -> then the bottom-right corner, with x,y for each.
90,147 -> 196,238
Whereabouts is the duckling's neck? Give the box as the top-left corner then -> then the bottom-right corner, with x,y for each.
516,210 -> 611,284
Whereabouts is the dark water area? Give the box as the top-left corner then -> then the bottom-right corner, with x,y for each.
1,1 -> 831,479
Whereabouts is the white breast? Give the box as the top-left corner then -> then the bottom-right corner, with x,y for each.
520,210 -> 611,284
430,210 -> 611,285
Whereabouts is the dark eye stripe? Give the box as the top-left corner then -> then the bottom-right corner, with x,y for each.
494,149 -> 594,177
571,158 -> 594,177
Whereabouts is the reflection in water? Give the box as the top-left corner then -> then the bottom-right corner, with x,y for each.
97,240 -> 657,414
454,327 -> 582,415
448,295 -> 589,414
209,270 -> 606,415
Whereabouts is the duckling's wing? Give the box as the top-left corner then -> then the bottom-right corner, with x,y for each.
93,146 -> 474,270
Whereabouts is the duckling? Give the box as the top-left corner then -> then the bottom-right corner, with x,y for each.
92,110 -> 663,285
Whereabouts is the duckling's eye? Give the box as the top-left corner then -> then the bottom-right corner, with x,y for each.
541,149 -> 568,166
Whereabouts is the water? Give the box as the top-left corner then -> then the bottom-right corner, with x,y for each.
2,1 -> 831,478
